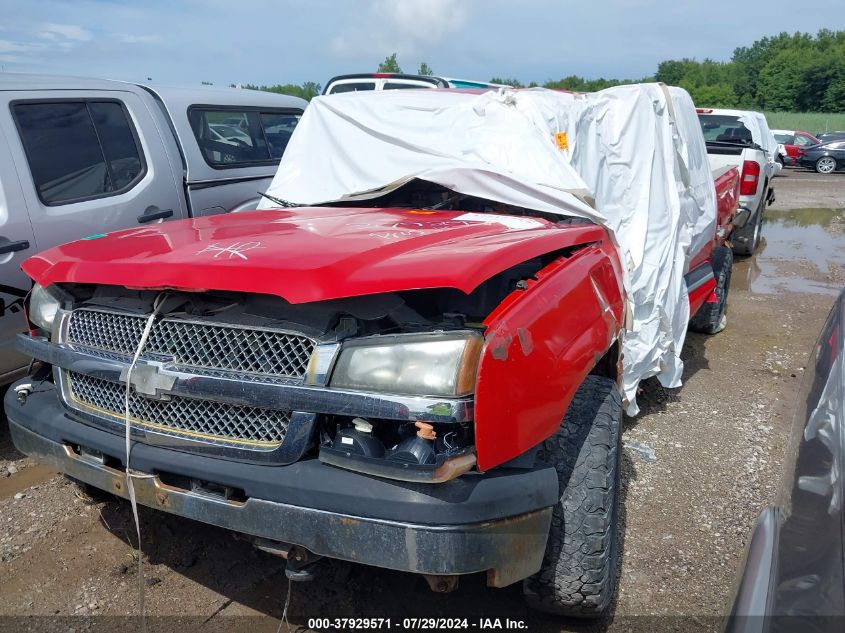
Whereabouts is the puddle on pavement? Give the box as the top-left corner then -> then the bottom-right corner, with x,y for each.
732,208 -> 845,296
0,463 -> 56,500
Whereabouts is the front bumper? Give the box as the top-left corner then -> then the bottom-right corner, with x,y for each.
6,382 -> 556,586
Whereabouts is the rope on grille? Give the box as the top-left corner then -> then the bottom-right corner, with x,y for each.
124,293 -> 167,633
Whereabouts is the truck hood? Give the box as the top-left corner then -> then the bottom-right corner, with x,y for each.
23,207 -> 604,304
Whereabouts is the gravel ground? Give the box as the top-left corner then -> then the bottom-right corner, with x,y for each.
1,168 -> 844,632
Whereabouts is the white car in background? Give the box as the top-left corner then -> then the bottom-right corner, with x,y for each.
697,108 -> 779,255
323,73 -> 507,94
209,123 -> 253,146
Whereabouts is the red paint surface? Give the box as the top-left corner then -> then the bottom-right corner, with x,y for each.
474,239 -> 625,471
689,167 -> 739,272
687,276 -> 718,316
23,208 -> 607,304
714,167 -> 740,238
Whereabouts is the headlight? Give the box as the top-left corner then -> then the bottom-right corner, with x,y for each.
330,332 -> 483,397
29,284 -> 61,331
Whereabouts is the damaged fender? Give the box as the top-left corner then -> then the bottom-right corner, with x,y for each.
474,238 -> 625,471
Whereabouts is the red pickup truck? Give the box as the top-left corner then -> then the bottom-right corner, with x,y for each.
6,96 -> 739,618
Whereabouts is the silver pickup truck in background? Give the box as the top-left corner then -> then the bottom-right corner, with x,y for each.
697,107 -> 778,256
0,73 -> 306,383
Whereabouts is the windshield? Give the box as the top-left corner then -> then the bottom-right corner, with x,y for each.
698,114 -> 754,144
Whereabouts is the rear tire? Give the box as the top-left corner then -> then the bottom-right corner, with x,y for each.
732,200 -> 763,256
524,375 -> 623,618
689,246 -> 733,334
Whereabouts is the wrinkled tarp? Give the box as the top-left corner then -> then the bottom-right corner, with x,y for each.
737,110 -> 779,158
260,85 -> 717,415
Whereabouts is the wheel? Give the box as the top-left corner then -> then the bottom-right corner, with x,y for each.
689,246 -> 733,334
524,375 -> 623,618
815,156 -> 837,174
732,200 -> 763,256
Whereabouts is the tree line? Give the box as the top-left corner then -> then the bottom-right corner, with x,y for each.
655,30 -> 845,111
240,30 -> 845,112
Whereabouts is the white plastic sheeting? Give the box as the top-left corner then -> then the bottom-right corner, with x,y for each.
739,110 -> 780,158
260,85 -> 717,414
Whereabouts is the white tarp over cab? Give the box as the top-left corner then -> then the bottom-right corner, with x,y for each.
259,85 -> 717,415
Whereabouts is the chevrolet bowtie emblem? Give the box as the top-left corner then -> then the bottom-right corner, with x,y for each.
119,362 -> 178,401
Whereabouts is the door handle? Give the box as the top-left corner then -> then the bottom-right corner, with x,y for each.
137,207 -> 174,223
0,240 -> 30,256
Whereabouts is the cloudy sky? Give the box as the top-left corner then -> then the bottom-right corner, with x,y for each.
1,0 -> 842,88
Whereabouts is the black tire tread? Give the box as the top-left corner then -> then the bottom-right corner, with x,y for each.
524,375 -> 622,618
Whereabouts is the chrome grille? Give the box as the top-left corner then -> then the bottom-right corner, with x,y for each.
66,309 -> 315,379
67,372 -> 290,447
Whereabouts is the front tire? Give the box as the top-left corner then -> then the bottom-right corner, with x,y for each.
816,156 -> 837,174
689,246 -> 733,334
524,375 -> 623,618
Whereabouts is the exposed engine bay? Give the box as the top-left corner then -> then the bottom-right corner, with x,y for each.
323,178 -> 595,225
55,247 -> 556,341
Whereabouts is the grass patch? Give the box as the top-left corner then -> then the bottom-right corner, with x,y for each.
765,112 -> 845,135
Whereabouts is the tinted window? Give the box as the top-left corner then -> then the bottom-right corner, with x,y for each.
189,108 -> 302,167
698,115 -> 753,142
89,103 -> 144,189
774,133 -> 795,144
328,82 -> 376,94
13,101 -> 144,205
260,112 -> 300,158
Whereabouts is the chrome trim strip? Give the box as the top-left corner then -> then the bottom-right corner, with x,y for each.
685,264 -> 716,293
305,342 -> 341,387
19,335 -> 474,424
51,367 -> 314,463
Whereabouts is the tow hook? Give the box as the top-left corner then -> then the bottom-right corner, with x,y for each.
243,537 -> 324,582
285,546 -> 324,582
14,382 -> 33,405
423,574 -> 460,593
